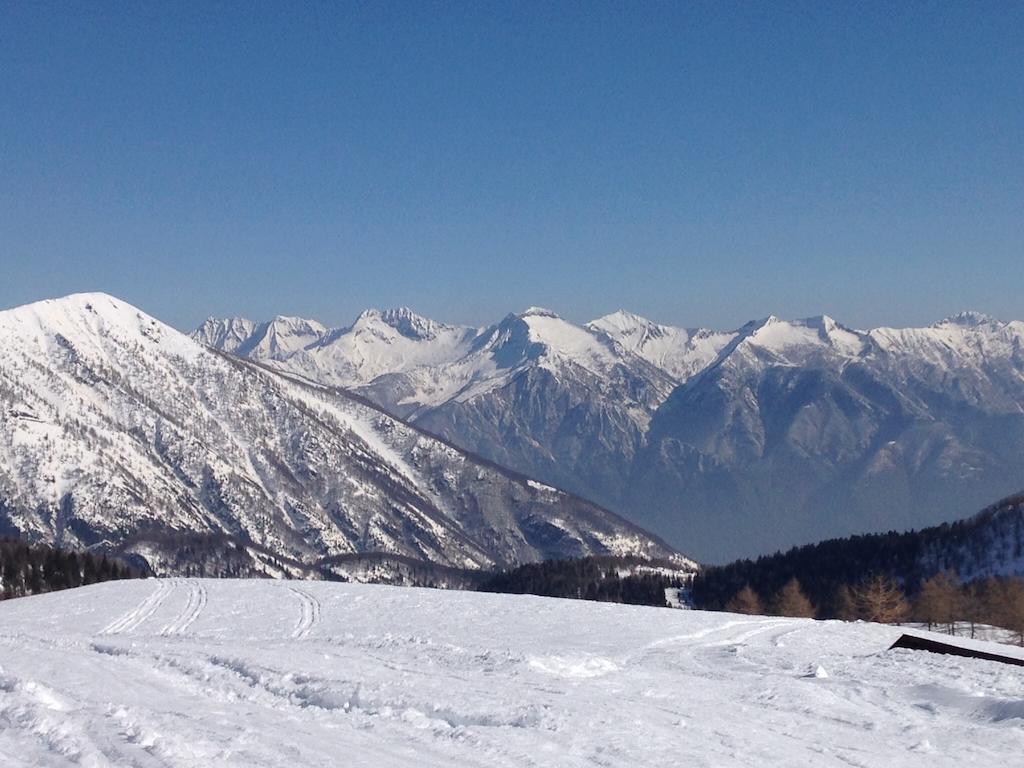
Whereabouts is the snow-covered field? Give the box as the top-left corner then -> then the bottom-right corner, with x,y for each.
1,580 -> 1022,767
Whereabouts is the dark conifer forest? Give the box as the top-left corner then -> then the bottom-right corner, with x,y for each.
691,494 -> 1024,615
1,538 -> 142,599
478,556 -> 688,607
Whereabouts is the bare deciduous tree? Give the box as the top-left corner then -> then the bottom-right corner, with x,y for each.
833,584 -> 859,621
914,571 -> 961,633
986,577 -> 1024,646
851,574 -> 908,624
770,577 -> 816,618
726,584 -> 764,615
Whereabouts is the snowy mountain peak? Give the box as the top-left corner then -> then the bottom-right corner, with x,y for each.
238,316 -> 327,360
587,311 -> 738,383
3,291 -> 130,321
511,309 -> 621,363
191,314 -> 326,360
269,314 -> 327,333
192,316 -> 258,353
3,292 -> 203,364
378,307 -> 453,341
519,306 -> 561,319
588,309 -> 663,337
935,311 -> 1001,329
350,307 -> 452,339
346,309 -> 468,344
736,314 -> 867,359
743,314 -> 804,342
597,308 -> 644,323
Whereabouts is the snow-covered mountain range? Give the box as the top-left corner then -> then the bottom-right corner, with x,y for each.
0,293 -> 684,577
197,306 -> 1024,562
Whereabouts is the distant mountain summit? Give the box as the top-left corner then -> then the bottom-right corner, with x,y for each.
936,310 -> 1002,329
0,293 -> 683,577
192,316 -> 259,353
193,315 -> 328,360
587,310 -> 734,381
196,305 -> 1024,562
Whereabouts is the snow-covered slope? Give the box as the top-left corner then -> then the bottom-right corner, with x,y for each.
916,494 -> 1024,581
1,579 -> 1021,767
0,293 -> 681,575
271,308 -> 483,395
588,309 -> 736,381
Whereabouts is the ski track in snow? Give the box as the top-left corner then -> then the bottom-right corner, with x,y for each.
160,580 -> 208,637
288,585 -> 321,639
2,580 -> 1023,767
99,578 -> 174,635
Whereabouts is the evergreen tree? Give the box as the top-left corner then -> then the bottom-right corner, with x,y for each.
0,537 -> 141,600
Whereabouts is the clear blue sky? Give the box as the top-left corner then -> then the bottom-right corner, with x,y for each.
2,1 -> 1021,332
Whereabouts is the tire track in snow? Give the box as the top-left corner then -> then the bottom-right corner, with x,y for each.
288,586 -> 321,640
160,580 -> 208,636
631,618 -> 790,659
705,620 -> 795,647
99,579 -> 174,636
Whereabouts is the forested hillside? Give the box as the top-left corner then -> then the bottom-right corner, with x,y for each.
692,494 -> 1024,612
1,538 -> 142,599
478,555 -> 694,607
690,494 -> 1024,641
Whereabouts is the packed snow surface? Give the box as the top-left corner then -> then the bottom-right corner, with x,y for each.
2,580 -> 1022,767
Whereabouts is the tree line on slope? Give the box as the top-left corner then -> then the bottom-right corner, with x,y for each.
690,494 -> 1024,634
713,572 -> 1024,645
119,531 -> 277,579
0,538 -> 142,600
477,556 -> 686,607
692,510 -> 1019,611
